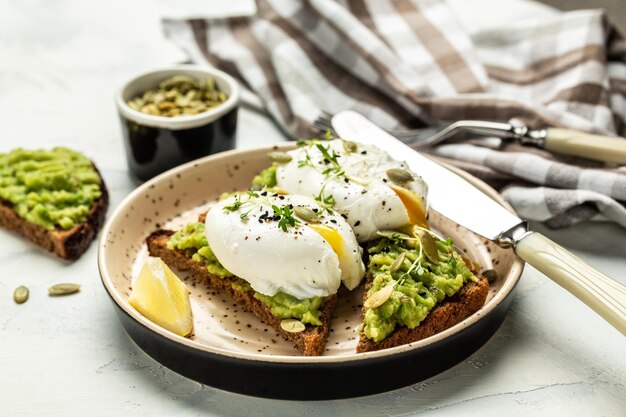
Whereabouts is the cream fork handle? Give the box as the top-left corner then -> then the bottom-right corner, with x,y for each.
544,128 -> 626,165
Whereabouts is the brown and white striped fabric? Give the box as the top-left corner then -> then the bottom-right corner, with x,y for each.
163,0 -> 626,228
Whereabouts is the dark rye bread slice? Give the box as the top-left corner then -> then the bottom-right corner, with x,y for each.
0,167 -> 108,260
356,272 -> 489,353
146,229 -> 336,356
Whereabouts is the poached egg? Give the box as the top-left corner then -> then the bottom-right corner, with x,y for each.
204,191 -> 365,299
276,139 -> 428,242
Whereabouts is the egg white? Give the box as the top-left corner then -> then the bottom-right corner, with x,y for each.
276,139 -> 428,242
204,193 -> 365,299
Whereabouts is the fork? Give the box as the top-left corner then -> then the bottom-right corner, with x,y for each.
313,111 -> 626,164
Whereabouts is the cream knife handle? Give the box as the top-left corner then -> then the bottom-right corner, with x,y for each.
516,232 -> 626,335
544,128 -> 626,164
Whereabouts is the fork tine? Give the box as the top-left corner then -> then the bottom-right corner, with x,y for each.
314,111 -> 441,148
313,111 -> 337,135
317,116 -> 333,128
313,119 -> 333,132
313,116 -> 333,129
320,110 -> 334,121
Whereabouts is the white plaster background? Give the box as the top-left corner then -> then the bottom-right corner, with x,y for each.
0,0 -> 624,415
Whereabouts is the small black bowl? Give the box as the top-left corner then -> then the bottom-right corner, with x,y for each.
116,66 -> 239,181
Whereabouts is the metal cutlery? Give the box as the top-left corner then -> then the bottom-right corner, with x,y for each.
331,110 -> 626,335
315,112 -> 626,165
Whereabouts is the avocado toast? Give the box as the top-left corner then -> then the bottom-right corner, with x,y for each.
0,147 -> 108,260
356,230 -> 488,352
146,206 -> 343,356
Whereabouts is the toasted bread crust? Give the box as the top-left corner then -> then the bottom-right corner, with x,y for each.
0,167 -> 108,260
356,274 -> 489,353
146,229 -> 336,356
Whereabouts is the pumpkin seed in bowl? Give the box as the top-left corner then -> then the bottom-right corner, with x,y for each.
127,75 -> 228,118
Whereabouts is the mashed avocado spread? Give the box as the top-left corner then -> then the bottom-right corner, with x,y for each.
363,233 -> 477,342
167,222 -> 233,278
0,147 -> 102,230
167,221 -> 325,326
252,164 -> 277,188
217,164 -> 277,201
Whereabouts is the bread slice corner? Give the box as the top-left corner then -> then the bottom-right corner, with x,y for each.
0,168 -> 108,261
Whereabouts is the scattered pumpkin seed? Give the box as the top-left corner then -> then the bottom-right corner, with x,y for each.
387,167 -> 414,183
159,75 -> 197,91
280,319 -> 305,333
482,269 -> 499,283
267,151 -> 293,164
294,206 -> 320,223
48,283 -> 81,296
399,295 -> 412,303
127,75 -> 227,118
420,232 -> 439,263
376,230 -> 412,241
273,187 -> 289,195
13,285 -> 29,304
461,255 -> 479,271
342,140 -> 358,153
389,252 -> 406,273
364,284 -> 395,309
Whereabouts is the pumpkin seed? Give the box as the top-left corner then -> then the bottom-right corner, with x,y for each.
342,140 -> 358,153
157,101 -> 176,111
13,285 -> 29,304
127,75 -> 227,118
267,151 -> 293,164
399,295 -> 412,303
48,283 -> 81,296
461,255 -> 479,271
482,269 -> 498,283
294,206 -> 320,223
420,232 -> 439,263
387,168 -> 414,183
159,75 -> 197,90
280,319 -> 305,333
364,284 -> 395,309
272,187 -> 289,195
390,252 -> 406,273
376,230 -> 412,241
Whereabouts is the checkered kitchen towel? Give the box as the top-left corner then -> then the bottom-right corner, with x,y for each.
163,0 -> 626,228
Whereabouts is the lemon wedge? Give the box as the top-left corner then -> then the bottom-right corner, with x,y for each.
128,257 -> 193,337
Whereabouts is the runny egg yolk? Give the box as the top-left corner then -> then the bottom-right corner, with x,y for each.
389,185 -> 429,229
308,224 -> 345,259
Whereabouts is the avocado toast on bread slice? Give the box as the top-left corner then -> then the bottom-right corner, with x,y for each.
0,147 -> 108,260
146,215 -> 339,356
356,229 -> 488,352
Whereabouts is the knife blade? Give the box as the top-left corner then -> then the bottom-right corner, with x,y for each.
332,110 -> 626,335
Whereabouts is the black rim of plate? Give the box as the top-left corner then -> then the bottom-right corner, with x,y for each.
106,283 -> 516,400
98,144 -> 522,400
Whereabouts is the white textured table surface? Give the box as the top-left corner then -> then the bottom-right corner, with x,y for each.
1,1 -> 624,416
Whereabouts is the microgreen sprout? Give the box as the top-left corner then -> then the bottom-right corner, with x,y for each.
272,204 -> 301,232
